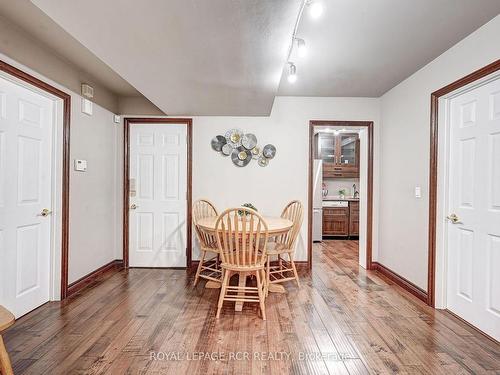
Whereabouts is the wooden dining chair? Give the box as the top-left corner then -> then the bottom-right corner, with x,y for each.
266,200 -> 303,292
0,306 -> 14,375
192,199 -> 222,286
215,208 -> 269,320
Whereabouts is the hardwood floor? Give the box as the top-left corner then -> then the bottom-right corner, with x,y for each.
4,240 -> 500,374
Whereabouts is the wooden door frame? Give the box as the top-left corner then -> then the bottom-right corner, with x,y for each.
427,59 -> 500,307
0,59 -> 71,300
308,120 -> 374,270
123,118 -> 193,268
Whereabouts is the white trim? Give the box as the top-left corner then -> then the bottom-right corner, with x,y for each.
358,128 -> 369,269
50,99 -> 64,301
434,71 -> 500,309
434,96 -> 451,308
0,68 -> 64,303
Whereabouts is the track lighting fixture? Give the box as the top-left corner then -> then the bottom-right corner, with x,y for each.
287,63 -> 297,83
284,0 -> 323,84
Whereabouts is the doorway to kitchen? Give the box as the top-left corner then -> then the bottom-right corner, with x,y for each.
307,121 -> 373,270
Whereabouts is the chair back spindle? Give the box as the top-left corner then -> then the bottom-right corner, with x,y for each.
278,200 -> 303,249
215,208 -> 269,268
193,199 -> 218,248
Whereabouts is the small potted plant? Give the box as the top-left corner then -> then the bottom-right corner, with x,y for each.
238,203 -> 258,217
338,189 -> 346,200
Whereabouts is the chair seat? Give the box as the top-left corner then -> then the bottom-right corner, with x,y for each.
221,262 -> 265,272
266,242 -> 291,255
201,242 -> 219,253
0,306 -> 14,332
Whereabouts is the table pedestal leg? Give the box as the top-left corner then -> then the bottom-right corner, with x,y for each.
234,271 -> 247,311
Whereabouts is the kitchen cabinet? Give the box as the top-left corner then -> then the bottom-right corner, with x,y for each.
322,207 -> 349,236
315,133 -> 359,178
322,201 -> 359,237
349,201 -> 359,236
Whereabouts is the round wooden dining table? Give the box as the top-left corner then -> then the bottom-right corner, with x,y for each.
196,215 -> 293,236
196,215 -> 293,311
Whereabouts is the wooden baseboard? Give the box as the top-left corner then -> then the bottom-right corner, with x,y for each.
444,309 -> 500,345
67,260 -> 123,297
371,261 -> 428,303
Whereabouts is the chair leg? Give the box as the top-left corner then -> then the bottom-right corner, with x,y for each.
216,270 -> 229,319
0,335 -> 13,375
260,268 -> 268,298
266,257 -> 271,297
193,250 -> 206,286
289,252 -> 300,288
255,270 -> 266,321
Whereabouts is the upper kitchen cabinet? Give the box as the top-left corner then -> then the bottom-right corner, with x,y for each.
315,132 -> 359,178
339,134 -> 357,166
315,133 -> 337,163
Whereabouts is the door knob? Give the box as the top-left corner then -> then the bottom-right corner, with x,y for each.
40,208 -> 52,217
446,213 -> 460,224
130,204 -> 138,210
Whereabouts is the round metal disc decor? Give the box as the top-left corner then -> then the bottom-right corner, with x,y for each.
251,146 -> 262,160
262,144 -> 276,159
258,156 -> 269,167
242,133 -> 257,150
231,146 -> 252,167
211,135 -> 226,152
225,129 -> 244,147
221,143 -> 233,156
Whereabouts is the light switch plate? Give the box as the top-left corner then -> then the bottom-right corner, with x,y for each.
415,186 -> 421,198
74,159 -> 87,172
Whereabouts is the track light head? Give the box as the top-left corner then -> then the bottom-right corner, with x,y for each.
296,38 -> 306,57
287,63 -> 297,83
308,1 -> 323,19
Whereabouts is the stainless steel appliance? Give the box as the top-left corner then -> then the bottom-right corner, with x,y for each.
312,160 -> 323,242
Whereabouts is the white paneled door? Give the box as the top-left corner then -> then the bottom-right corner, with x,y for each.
447,76 -> 500,340
0,76 -> 54,318
129,123 -> 188,267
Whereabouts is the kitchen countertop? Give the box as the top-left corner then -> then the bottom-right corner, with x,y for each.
323,196 -> 359,202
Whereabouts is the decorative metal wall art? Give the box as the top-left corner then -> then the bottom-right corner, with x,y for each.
211,128 -> 276,167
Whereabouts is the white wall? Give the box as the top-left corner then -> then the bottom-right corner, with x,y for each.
68,98 -> 120,283
0,53 -> 121,285
379,15 -> 500,289
192,97 -> 381,262
0,14 -> 118,113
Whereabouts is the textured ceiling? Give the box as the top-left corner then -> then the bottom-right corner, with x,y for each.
9,0 -> 500,115
0,0 -> 140,96
31,0 -> 299,115
278,0 -> 500,97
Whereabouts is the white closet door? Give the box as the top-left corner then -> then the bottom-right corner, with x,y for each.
129,123 -> 187,267
447,77 -> 500,341
0,76 -> 54,318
